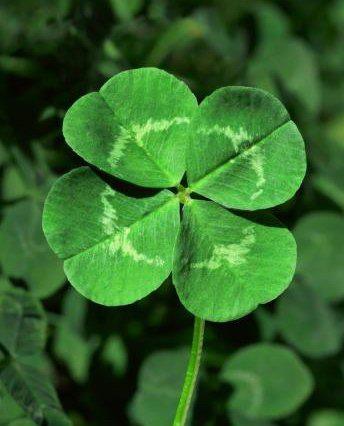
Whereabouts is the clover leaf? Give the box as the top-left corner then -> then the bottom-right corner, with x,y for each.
130,348 -> 190,426
276,281 -> 343,358
43,67 -> 306,322
221,343 -> 314,420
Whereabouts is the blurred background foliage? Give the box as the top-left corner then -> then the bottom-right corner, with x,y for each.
0,0 -> 344,424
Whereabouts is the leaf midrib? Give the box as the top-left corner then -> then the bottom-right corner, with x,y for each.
189,118 -> 291,191
99,92 -> 180,186
64,194 -> 177,261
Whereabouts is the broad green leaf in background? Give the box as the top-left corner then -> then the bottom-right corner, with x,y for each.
53,289 -> 99,384
0,0 -> 71,55
276,282 -> 342,358
187,87 -> 306,210
294,212 -> 344,302
313,114 -> 344,210
43,167 -> 179,305
0,141 -> 8,166
129,348 -> 190,426
0,384 -> 36,426
0,288 -> 46,357
254,307 -> 278,342
247,2 -> 321,115
230,411 -> 274,426
0,276 -> 12,290
251,3 -> 290,43
145,18 -> 203,66
101,335 -> 128,377
63,68 -> 198,188
307,410 -> 344,426
2,165 -> 28,201
0,200 -> 65,299
109,0 -> 143,23
0,288 -> 69,424
173,200 -> 296,321
247,39 -> 321,116
221,343 -> 314,420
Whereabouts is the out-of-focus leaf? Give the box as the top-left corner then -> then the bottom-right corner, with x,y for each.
53,290 -> 99,384
109,0 -> 143,23
248,38 -> 321,115
129,348 -> 190,426
2,165 -> 27,201
307,409 -> 344,426
0,200 -> 65,299
313,114 -> 344,210
0,358 -> 68,425
251,3 -> 290,42
0,384 -> 33,425
230,411 -> 274,426
0,56 -> 41,78
0,142 -> 8,166
221,343 -> 314,420
276,282 -> 342,358
294,212 -> 344,302
0,288 -> 46,357
0,0 -> 72,55
101,335 -> 127,377
0,289 -> 70,424
145,18 -> 203,66
254,307 -> 277,342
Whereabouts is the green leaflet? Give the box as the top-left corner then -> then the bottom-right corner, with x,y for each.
130,348 -> 190,426
307,410 -> 344,426
53,289 -> 99,384
101,335 -> 128,377
187,86 -> 306,210
221,344 -> 314,420
313,114 -> 344,210
63,68 -> 197,188
0,289 -> 46,357
43,167 -> 179,305
276,281 -> 342,358
173,200 -> 296,321
294,212 -> 344,302
0,200 -> 65,299
0,288 -> 69,425
230,411 -> 274,426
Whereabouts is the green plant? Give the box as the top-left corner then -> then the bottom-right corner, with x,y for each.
42,67 -> 306,425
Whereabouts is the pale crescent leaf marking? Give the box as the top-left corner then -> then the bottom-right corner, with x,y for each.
109,227 -> 164,266
192,226 -> 256,270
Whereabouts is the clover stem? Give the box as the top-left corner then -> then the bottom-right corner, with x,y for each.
173,316 -> 205,426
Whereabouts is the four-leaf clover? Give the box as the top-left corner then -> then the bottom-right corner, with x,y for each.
43,67 -> 306,322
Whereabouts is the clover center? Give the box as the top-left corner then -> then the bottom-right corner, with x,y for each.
177,185 -> 192,205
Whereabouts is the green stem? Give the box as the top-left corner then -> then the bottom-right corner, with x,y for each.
173,316 -> 205,426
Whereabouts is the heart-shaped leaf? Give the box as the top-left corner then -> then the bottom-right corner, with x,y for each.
173,200 -> 296,321
221,343 -> 314,420
294,212 -> 344,302
130,348 -> 190,426
187,86 -> 306,210
276,281 -> 342,358
63,67 -> 197,188
307,410 -> 344,426
43,167 -> 180,305
0,200 -> 65,299
53,289 -> 99,384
